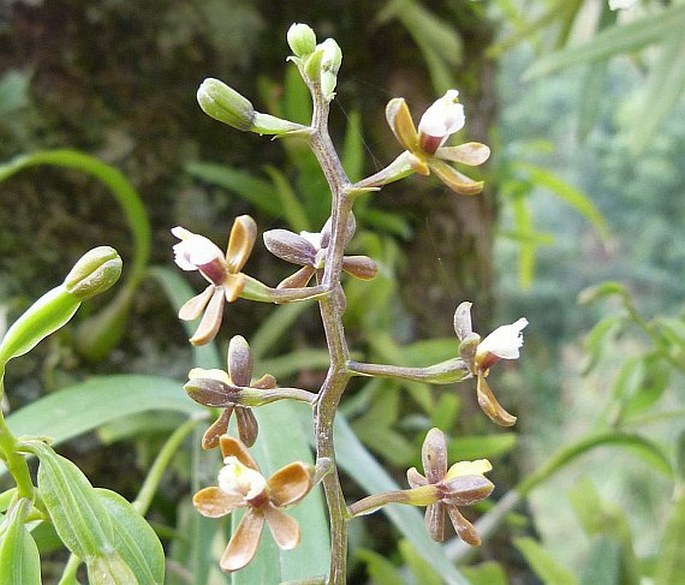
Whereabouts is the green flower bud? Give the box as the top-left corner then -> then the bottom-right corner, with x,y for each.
303,49 -> 324,84
64,246 -> 123,301
319,38 -> 342,74
287,23 -> 317,57
197,78 -> 255,131
0,286 -> 80,366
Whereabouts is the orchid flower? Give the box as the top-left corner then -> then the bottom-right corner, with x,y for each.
385,90 -> 490,195
193,435 -> 313,572
454,301 -> 528,427
172,215 -> 256,345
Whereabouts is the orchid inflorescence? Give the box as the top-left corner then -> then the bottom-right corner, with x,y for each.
173,22 -> 527,583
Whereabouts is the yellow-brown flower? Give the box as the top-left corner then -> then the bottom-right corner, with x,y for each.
385,90 -> 490,195
193,436 -> 313,573
407,428 -> 493,545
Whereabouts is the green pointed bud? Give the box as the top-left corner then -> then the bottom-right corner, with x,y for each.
287,23 -> 317,57
303,49 -> 324,84
317,39 -> 342,101
0,287 -> 80,366
252,112 -> 310,137
197,78 -> 255,131
319,38 -> 342,73
64,246 -> 122,301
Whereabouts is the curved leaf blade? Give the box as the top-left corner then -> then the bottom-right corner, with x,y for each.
95,489 -> 165,585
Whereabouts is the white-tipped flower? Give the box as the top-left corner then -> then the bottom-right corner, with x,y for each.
171,226 -> 225,275
476,318 -> 528,362
609,0 -> 637,9
418,90 -> 465,146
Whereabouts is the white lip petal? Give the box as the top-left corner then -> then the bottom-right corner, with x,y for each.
218,457 -> 267,499
418,90 -> 465,139
477,317 -> 528,360
172,230 -> 225,271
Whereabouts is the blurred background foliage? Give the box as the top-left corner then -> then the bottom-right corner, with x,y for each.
0,0 -> 684,583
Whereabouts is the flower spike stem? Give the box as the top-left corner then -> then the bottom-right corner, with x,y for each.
183,23 -> 515,584
347,358 -> 471,385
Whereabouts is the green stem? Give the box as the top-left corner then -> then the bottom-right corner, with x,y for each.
0,408 -> 34,500
134,416 -> 202,515
347,358 -> 470,385
57,554 -> 82,585
306,75 -> 354,585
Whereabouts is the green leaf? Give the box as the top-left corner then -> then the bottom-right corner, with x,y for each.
429,392 -> 461,430
31,442 -> 114,559
577,281 -> 628,305
185,161 -> 282,217
580,314 -> 626,374
147,266 -> 221,369
448,433 -> 517,461
29,442 -> 137,584
515,162 -> 610,242
524,5 -> 685,79
399,539 -> 443,585
356,548 -> 405,585
580,536 -> 622,585
249,302 -> 311,360
0,499 -> 42,585
341,110 -> 364,183
628,32 -> 685,155
262,349 -> 332,379
264,166 -> 311,232
5,375 -> 201,456
518,432 -> 673,497
95,489 -> 165,585
513,537 -> 577,585
655,494 -> 685,584
461,561 -> 509,585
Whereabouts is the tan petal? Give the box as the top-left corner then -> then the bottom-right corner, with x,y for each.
267,462 -> 312,507
178,285 -> 214,321
263,505 -> 300,550
236,407 -> 259,447
421,428 -> 447,484
226,215 -> 257,273
476,374 -> 517,427
428,159 -> 484,196
220,511 -> 265,572
220,435 -> 260,470
189,287 -> 225,346
385,97 -> 419,151
342,256 -> 378,280
228,335 -> 253,386
425,502 -> 445,542
446,505 -> 480,546
252,373 -> 277,389
193,486 -> 244,518
202,407 -> 234,450
223,273 -> 246,303
435,142 -> 491,166
277,265 -> 317,289
406,467 -> 428,489
407,151 -> 430,176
